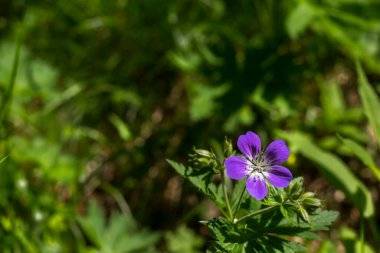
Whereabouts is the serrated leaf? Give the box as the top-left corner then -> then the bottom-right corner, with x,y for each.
206,217 -> 231,237
309,210 -> 339,231
357,62 -> 380,148
296,231 -> 320,240
167,159 -> 225,211
207,210 -> 331,253
247,209 -> 337,240
167,159 -> 209,193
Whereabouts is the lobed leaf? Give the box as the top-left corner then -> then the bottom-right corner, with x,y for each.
167,159 -> 226,211
207,209 -> 337,253
76,201 -> 159,253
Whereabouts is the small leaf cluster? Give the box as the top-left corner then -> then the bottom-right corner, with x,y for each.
265,177 -> 323,224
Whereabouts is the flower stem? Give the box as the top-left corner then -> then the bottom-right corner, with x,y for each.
221,170 -> 233,220
232,185 -> 246,220
234,204 -> 279,224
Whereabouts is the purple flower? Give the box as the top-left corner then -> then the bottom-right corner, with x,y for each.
224,131 -> 293,200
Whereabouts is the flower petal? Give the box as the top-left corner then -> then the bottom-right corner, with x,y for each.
246,173 -> 267,200
237,131 -> 261,160
225,156 -> 248,180
266,165 -> 292,188
264,140 -> 290,165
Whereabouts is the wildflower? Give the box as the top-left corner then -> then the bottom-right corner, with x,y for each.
224,131 -> 292,200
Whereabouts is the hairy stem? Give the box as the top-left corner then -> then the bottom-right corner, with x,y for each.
232,185 -> 246,220
221,170 -> 233,220
234,204 -> 280,224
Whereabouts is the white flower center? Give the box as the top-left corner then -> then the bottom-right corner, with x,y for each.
247,155 -> 269,175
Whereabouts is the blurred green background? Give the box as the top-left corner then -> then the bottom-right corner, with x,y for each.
1,0 -> 380,252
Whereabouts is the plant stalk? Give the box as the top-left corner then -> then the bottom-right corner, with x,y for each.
234,204 -> 279,224
221,170 -> 233,220
232,185 -> 246,220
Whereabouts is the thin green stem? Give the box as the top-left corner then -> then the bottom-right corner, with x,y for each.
100,183 -> 134,219
234,204 -> 279,224
360,216 -> 364,253
221,170 -> 233,220
232,185 -> 246,220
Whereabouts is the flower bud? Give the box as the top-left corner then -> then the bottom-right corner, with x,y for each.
287,177 -> 303,198
303,197 -> 322,208
194,149 -> 213,158
223,138 -> 233,158
301,192 -> 315,199
299,207 -> 310,223
189,148 -> 217,169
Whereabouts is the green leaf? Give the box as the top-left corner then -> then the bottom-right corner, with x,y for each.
314,19 -> 380,71
286,1 -> 317,39
283,132 -> 374,218
166,159 -> 208,193
207,209 -> 336,253
317,240 -> 338,253
189,83 -> 229,121
168,51 -> 200,72
76,202 -> 104,247
43,84 -> 82,114
165,225 -> 203,253
0,156 -> 8,164
340,226 -> 376,253
77,201 -> 159,253
357,62 -> 380,148
120,231 -> 159,253
320,81 -> 345,124
252,209 -> 338,237
109,114 -> 132,141
298,207 -> 310,224
339,136 -> 380,181
0,37 -> 20,122
167,159 -> 225,211
309,210 -> 339,231
280,205 -> 291,222
15,228 -> 38,253
231,180 -> 261,220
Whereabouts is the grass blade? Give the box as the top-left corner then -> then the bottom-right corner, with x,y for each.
357,62 -> 380,148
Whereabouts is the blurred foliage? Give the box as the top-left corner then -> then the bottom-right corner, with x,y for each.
165,225 -> 204,253
0,0 -> 380,251
77,201 -> 159,253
